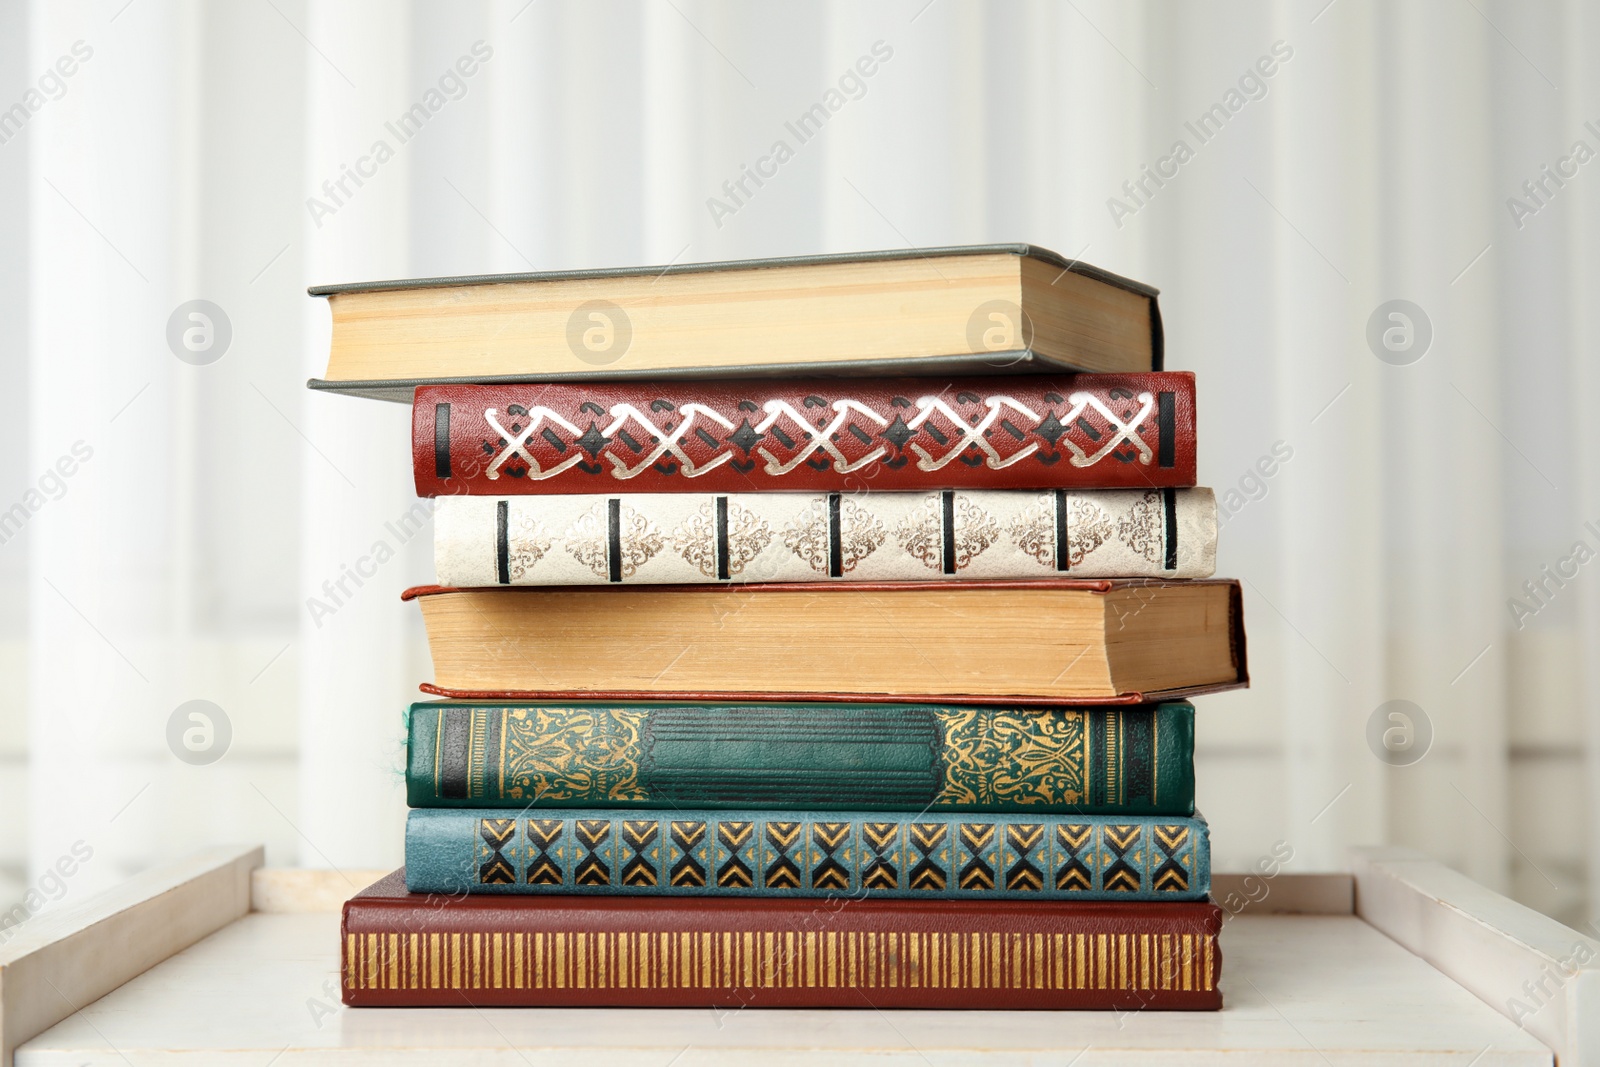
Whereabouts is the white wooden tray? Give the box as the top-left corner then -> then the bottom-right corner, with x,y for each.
0,846 -> 1595,1065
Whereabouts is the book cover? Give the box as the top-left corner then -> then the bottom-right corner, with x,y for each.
404,809 -> 1210,902
342,870 -> 1223,1009
405,578 -> 1249,704
413,373 -> 1196,495
307,244 -> 1163,402
407,701 -> 1195,815
435,487 -> 1217,586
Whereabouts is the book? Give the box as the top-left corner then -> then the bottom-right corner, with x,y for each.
407,701 -> 1196,815
412,373 -> 1196,496
404,809 -> 1210,901
435,488 -> 1217,586
307,245 -> 1162,402
403,578 -> 1247,704
341,870 -> 1224,1008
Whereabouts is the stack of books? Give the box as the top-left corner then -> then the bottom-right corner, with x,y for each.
313,245 -> 1247,1011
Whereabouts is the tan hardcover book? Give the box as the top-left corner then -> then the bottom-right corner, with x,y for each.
308,245 -> 1161,402
403,578 -> 1245,705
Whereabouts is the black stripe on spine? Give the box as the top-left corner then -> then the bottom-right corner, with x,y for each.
827,493 -> 842,578
607,498 -> 623,582
941,491 -> 956,575
1123,708 -> 1155,805
438,707 -> 470,800
1157,392 -> 1175,468
1087,709 -> 1105,806
715,496 -> 730,580
495,501 -> 510,584
433,404 -> 451,478
1054,489 -> 1069,571
1149,296 -> 1165,371
1163,488 -> 1178,571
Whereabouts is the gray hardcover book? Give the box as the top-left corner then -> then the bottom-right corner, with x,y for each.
307,244 -> 1163,403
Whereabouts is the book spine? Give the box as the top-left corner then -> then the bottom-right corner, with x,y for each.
404,809 -> 1210,901
341,896 -> 1223,1009
412,373 -> 1197,496
407,702 -> 1195,816
435,488 -> 1217,586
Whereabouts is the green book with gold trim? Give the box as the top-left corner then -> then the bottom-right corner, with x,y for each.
406,701 -> 1194,815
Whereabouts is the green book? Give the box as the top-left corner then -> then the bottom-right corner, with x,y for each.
405,808 -> 1211,900
407,701 -> 1194,816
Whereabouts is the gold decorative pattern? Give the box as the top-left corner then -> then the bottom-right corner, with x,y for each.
894,496 -> 944,570
450,487 -> 1210,586
837,498 -> 888,572
497,707 -> 650,803
951,496 -> 1000,569
1117,490 -> 1164,565
343,926 -> 1216,994
672,500 -> 775,578
782,499 -> 830,573
1102,712 -> 1120,805
1007,494 -> 1056,567
1007,493 -> 1137,570
506,510 -> 553,582
898,496 -> 1009,571
1064,496 -> 1114,567
932,709 -> 1087,807
564,502 -> 612,577
566,501 -> 664,579
783,496 -> 885,574
723,501 -> 774,576
671,502 -> 719,578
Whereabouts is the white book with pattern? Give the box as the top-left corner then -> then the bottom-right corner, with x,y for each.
434,488 -> 1216,587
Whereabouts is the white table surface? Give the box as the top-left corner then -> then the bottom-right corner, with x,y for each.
17,909 -> 1551,1065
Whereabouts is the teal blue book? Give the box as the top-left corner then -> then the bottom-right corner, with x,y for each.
404,809 -> 1210,902
406,701 -> 1196,815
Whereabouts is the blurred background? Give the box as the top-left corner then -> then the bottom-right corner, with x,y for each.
1,0 -> 1597,935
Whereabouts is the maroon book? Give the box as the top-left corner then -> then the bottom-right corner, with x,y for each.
342,870 -> 1222,1009
413,373 -> 1196,497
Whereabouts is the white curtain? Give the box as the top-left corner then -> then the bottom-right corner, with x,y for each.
7,0 -> 1597,928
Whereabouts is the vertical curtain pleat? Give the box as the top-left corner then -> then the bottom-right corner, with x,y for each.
13,0 -> 1596,924
296,0 -> 415,870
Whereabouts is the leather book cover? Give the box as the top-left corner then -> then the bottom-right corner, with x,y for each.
413,373 -> 1196,496
404,809 -> 1210,902
403,578 -> 1249,706
434,487 -> 1217,586
407,701 -> 1196,816
342,870 -> 1223,1009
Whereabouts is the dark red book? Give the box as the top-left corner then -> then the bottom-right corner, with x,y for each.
341,870 -> 1222,1009
413,373 -> 1196,496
